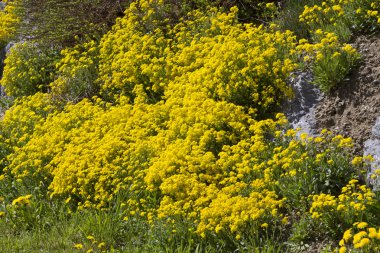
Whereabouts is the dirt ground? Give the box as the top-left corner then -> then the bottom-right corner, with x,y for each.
314,35 -> 380,154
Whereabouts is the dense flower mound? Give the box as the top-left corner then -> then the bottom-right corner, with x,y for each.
1,0 -> 380,252
1,42 -> 60,97
97,3 -> 299,117
0,0 -> 19,44
2,91 -> 362,239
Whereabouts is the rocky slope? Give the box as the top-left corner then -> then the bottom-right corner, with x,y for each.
285,34 -> 380,189
315,35 -> 380,154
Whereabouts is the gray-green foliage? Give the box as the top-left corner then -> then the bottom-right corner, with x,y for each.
10,0 -> 130,47
1,42 -> 60,97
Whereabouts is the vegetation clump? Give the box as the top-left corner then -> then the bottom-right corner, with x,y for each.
0,0 -> 380,252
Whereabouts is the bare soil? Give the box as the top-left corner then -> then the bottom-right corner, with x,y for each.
314,35 -> 380,154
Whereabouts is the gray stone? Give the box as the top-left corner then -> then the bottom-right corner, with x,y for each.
362,116 -> 380,191
364,138 -> 380,191
283,71 -> 323,136
372,117 -> 380,139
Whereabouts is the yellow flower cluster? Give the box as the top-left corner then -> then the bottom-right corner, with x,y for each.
299,0 -> 380,34
0,93 -> 56,151
11,194 -> 32,206
297,30 -> 356,59
0,0 -> 374,246
98,1 -> 298,116
98,0 -> 169,102
2,93 -> 360,237
0,0 -> 19,43
339,223 -> 380,252
310,179 -> 375,222
1,42 -> 60,97
300,2 -> 343,24
296,30 -> 360,91
72,235 -> 106,252
196,190 -> 283,236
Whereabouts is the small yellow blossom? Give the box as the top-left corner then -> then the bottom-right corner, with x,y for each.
357,222 -> 368,229
98,242 -> 106,248
86,235 -> 95,241
12,195 -> 32,206
74,244 -> 83,249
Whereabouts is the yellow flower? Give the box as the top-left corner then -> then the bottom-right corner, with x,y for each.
351,156 -> 363,166
353,231 -> 367,244
367,10 -> 379,17
357,222 -> 368,229
356,238 -> 370,248
337,204 -> 345,211
98,242 -> 106,248
343,229 -> 352,241
368,228 -> 377,238
12,194 -> 32,206
349,179 -> 359,185
265,2 -> 276,10
74,244 -> 83,249
342,44 -> 356,55
86,235 -> 95,241
315,29 -> 323,35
